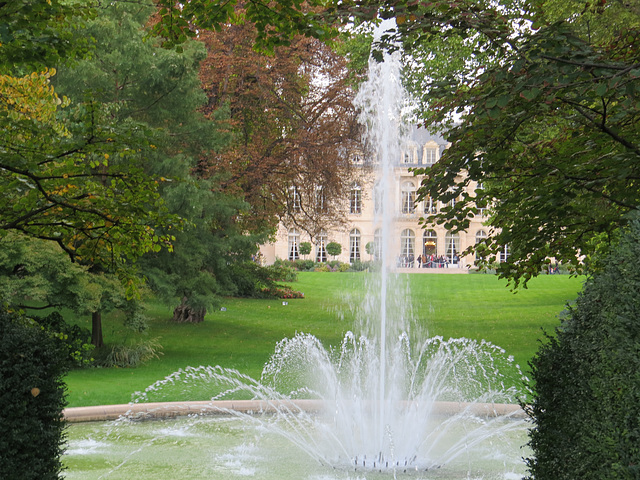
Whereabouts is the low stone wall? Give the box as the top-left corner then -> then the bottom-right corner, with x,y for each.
63,399 -> 525,423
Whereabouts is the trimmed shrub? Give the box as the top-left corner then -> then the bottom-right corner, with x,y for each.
0,309 -> 68,480
326,242 -> 342,258
525,215 -> 640,479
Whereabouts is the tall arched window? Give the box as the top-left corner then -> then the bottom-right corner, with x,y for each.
423,195 -> 437,215
475,230 -> 487,260
401,181 -> 416,214
373,228 -> 382,260
400,229 -> 415,260
423,229 -> 437,256
350,183 -> 362,214
349,229 -> 361,263
315,185 -> 326,212
374,181 -> 383,214
316,230 -> 327,263
289,186 -> 301,213
445,230 -> 460,262
288,229 -> 300,261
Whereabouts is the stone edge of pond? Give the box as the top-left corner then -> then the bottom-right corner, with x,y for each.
63,400 -> 525,423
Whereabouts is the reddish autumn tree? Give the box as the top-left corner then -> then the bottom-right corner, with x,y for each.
197,19 -> 363,241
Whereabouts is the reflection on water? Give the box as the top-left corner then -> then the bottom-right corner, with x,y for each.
63,415 -> 529,480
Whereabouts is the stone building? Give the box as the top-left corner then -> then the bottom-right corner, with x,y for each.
259,127 -> 501,270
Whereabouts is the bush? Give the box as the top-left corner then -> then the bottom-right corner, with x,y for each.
260,285 -> 304,299
34,311 -> 93,368
97,337 -> 163,368
525,215 -> 640,479
0,309 -> 68,480
292,259 -> 316,271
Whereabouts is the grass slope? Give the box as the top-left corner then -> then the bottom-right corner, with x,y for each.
64,272 -> 582,407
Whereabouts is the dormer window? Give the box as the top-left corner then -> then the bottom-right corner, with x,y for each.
423,147 -> 438,165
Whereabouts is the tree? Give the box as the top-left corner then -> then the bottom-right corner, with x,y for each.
316,0 -> 640,287
54,2 -> 274,323
196,19 -> 362,239
153,0 -> 335,53
0,232 -> 142,348
0,4 -> 178,288
0,0 -> 92,74
410,1 -> 640,286
299,242 -> 312,258
326,241 -> 342,259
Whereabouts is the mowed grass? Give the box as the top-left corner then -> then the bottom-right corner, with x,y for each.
64,272 -> 583,407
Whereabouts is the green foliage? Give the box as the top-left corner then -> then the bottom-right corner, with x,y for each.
403,1 -> 640,288
348,259 -> 371,272
53,2 -> 271,318
0,0 -> 93,74
0,308 -> 68,480
525,214 -> 640,479
33,311 -> 93,368
0,72 -> 178,280
298,241 -> 312,256
326,241 -> 342,257
97,338 -> 163,369
153,0 -> 335,53
270,260 -> 301,281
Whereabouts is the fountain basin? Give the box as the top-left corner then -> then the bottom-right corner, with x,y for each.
63,402 -> 529,480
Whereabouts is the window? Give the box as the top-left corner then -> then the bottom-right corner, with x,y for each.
423,195 -> 437,215
373,228 -> 382,260
445,230 -> 460,262
475,230 -> 487,260
423,147 -> 438,165
289,186 -> 301,213
423,229 -> 437,256
315,186 -> 326,212
400,229 -> 415,259
316,230 -> 327,263
401,181 -> 416,214
349,229 -> 361,263
499,244 -> 510,263
350,183 -> 362,214
402,144 -> 417,164
374,181 -> 383,214
288,229 -> 300,261
474,183 -> 486,217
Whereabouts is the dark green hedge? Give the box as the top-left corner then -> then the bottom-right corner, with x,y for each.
0,309 -> 68,480
525,215 -> 640,479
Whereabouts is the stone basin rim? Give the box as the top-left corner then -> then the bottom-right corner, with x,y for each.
63,399 -> 526,423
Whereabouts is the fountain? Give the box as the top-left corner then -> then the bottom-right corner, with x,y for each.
63,26 -> 531,480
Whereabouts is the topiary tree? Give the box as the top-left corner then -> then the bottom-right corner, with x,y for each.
525,214 -> 640,479
326,242 -> 342,260
0,308 -> 68,480
298,242 -> 312,259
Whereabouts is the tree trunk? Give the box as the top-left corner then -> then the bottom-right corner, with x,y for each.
172,298 -> 206,323
91,311 -> 104,348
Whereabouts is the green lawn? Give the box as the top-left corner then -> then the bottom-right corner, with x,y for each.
64,272 -> 583,407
